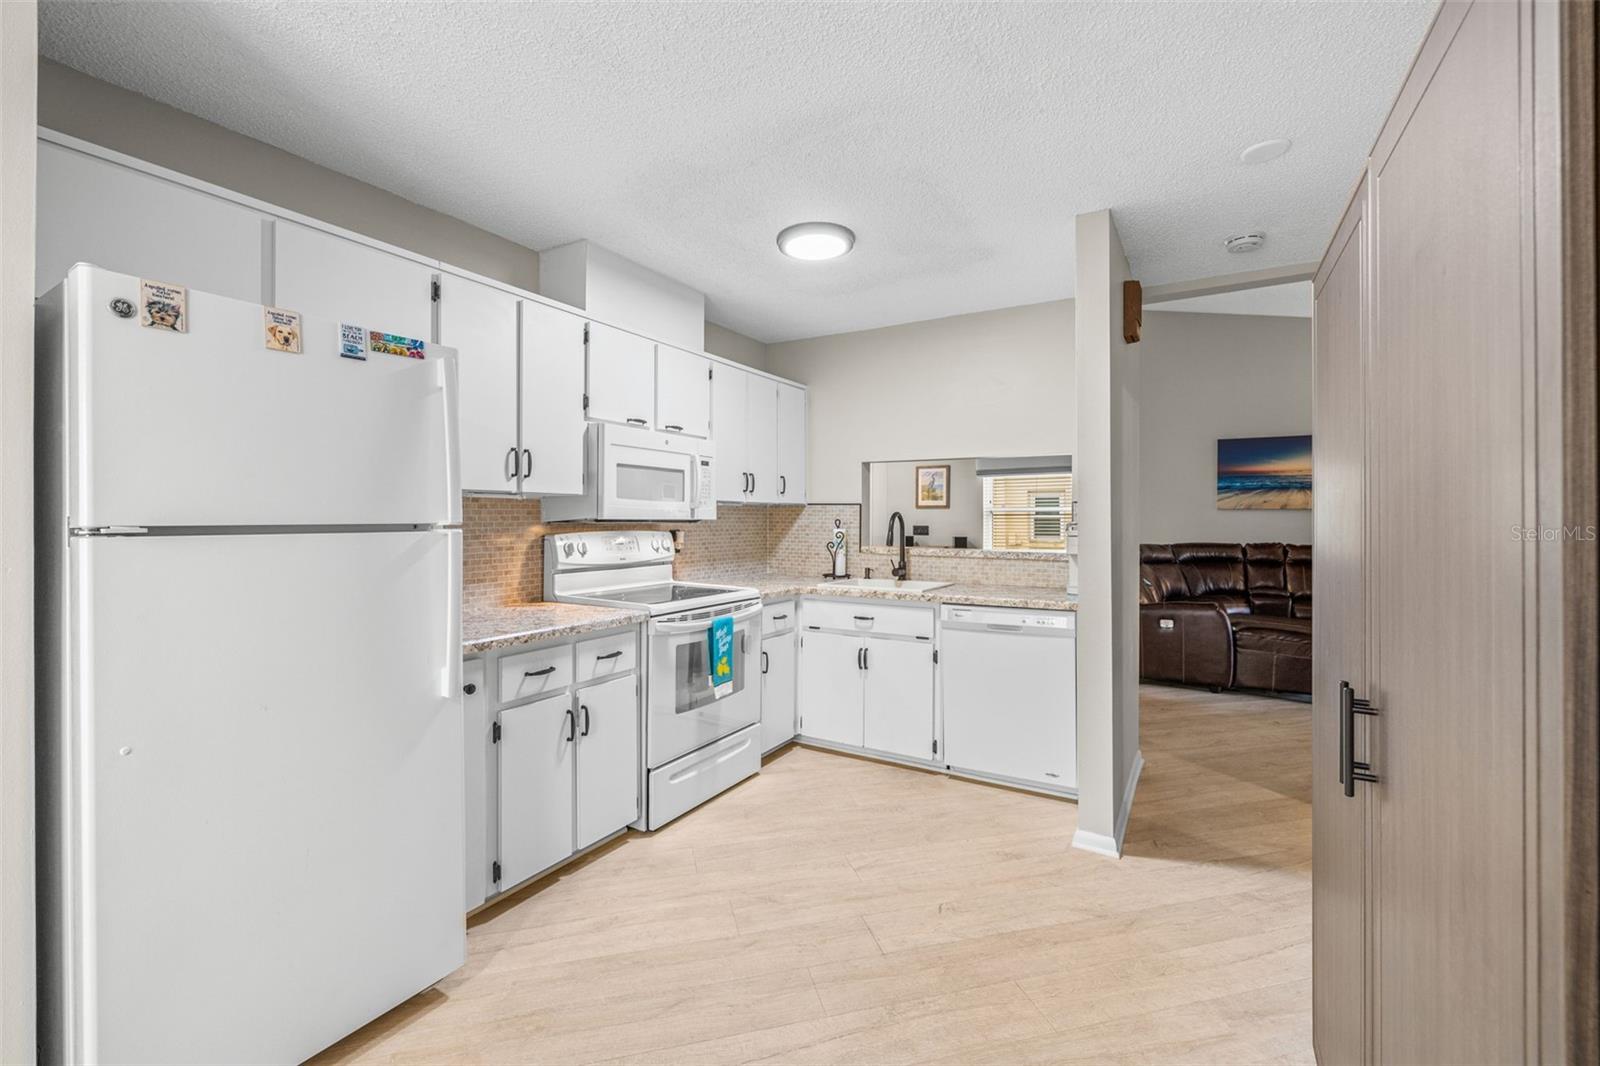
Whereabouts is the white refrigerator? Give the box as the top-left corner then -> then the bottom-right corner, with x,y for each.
35,265 -> 465,1064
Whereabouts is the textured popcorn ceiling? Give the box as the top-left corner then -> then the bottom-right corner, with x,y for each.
40,1 -> 1434,342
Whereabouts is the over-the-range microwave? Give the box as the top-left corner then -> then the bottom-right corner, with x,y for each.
539,423 -> 717,523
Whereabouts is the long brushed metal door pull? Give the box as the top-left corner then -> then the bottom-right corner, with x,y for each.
1339,679 -> 1381,797
525,666 -> 557,677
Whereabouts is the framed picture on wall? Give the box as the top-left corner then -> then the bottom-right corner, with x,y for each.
915,464 -> 951,508
1216,435 -> 1313,510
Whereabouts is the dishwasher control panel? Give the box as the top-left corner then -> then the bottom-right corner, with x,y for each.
941,605 -> 1075,631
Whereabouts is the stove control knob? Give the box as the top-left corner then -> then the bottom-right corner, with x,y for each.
562,541 -> 574,558
578,542 -> 588,556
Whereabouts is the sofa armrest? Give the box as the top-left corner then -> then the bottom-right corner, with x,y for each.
1140,601 -> 1235,688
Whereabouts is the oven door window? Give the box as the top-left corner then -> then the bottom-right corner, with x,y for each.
672,630 -> 746,713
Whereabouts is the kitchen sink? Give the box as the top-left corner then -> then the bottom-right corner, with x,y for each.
817,578 -> 951,592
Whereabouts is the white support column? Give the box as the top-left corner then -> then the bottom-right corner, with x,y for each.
1072,209 -> 1143,858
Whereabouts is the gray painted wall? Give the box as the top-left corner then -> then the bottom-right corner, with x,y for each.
38,59 -> 541,292
866,459 -> 983,547
1139,310 -> 1313,545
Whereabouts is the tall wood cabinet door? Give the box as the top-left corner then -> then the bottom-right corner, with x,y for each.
776,383 -> 807,504
656,345 -> 712,438
438,272 -> 520,494
585,323 -> 655,428
1311,187 -> 1371,1066
745,376 -> 780,503
862,638 -> 935,761
35,142 -> 266,302
271,221 -> 435,341
498,693 -> 575,889
1368,2 -> 1528,1060
797,631 -> 864,746
713,364 -> 750,500
575,675 -> 640,851
521,301 -> 587,496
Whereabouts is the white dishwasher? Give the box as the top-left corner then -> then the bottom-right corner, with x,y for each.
940,604 -> 1077,794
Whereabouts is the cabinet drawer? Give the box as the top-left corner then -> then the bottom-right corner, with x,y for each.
803,598 -> 934,640
762,600 -> 796,636
498,643 -> 572,704
575,629 -> 637,684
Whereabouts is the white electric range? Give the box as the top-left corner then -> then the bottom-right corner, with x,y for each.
544,531 -> 763,829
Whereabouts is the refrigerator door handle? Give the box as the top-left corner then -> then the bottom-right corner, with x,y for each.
436,353 -> 461,518
442,530 -> 462,698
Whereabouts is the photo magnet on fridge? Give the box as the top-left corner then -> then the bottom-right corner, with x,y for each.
139,279 -> 188,333
262,307 -> 303,353
368,331 -> 425,359
339,323 -> 367,360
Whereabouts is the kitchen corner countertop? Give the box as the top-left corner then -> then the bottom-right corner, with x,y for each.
684,570 -> 1078,612
463,602 -> 649,655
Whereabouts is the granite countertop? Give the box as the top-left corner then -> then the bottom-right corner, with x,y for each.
463,602 -> 648,655
681,569 -> 1077,612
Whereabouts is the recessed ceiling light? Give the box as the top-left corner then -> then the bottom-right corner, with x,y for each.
1225,233 -> 1266,253
777,222 -> 855,261
1240,139 -> 1292,164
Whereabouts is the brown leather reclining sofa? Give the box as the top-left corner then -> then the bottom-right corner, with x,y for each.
1139,542 -> 1312,696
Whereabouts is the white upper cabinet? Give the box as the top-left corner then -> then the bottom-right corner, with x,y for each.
776,383 -> 807,504
655,345 -> 711,438
585,323 -> 655,428
745,376 -> 780,503
438,272 -> 520,494
36,141 -> 265,302
713,363 -> 751,500
520,301 -> 587,496
272,221 -> 434,342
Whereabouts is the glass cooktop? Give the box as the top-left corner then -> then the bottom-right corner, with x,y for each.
598,583 -> 743,606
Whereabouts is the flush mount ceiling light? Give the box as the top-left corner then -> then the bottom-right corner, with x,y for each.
1239,138 -> 1292,164
777,222 -> 855,261
1225,232 -> 1266,253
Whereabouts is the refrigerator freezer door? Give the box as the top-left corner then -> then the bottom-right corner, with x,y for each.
56,265 -> 458,529
61,530 -> 463,1064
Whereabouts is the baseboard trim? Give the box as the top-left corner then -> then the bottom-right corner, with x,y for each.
1070,749 -> 1144,859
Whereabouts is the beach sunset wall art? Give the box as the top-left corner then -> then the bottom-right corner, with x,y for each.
1216,435 -> 1313,510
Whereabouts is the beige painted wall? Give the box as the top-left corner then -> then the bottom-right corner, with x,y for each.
1,5 -> 36,1058
703,320 -> 768,371
767,300 -> 1075,503
866,459 -> 983,547
37,59 -> 540,292
1140,310 -> 1313,544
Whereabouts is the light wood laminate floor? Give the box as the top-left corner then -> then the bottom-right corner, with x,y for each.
315,685 -> 1312,1064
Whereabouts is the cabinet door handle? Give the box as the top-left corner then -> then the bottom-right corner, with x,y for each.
462,682 -> 476,695
505,446 -> 518,482
525,665 -> 556,678
761,650 -> 769,674
522,448 -> 532,478
857,647 -> 864,670
1338,680 -> 1380,797
595,650 -> 623,661
750,473 -> 756,494
564,707 -> 575,742
779,475 -> 786,495
579,704 -> 590,737
863,647 -> 869,670
627,417 -> 648,426
665,424 -> 684,432
852,615 -> 875,622
771,613 -> 788,621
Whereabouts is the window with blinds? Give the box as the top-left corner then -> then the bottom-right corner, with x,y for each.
983,473 -> 1072,551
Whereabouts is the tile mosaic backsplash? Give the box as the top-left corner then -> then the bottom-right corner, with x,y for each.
463,497 -> 1070,609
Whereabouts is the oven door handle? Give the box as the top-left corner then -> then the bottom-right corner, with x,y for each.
652,602 -> 763,634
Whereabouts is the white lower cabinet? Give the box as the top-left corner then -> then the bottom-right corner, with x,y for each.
797,629 -> 866,747
575,674 -> 641,850
497,691 -> 576,890
471,626 -> 641,908
760,619 -> 798,753
862,638 -> 936,761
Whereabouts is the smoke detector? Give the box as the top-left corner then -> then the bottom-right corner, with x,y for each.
1225,233 -> 1266,253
